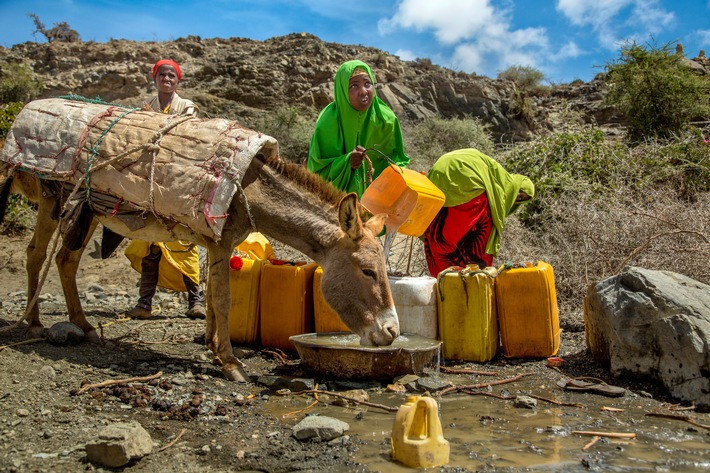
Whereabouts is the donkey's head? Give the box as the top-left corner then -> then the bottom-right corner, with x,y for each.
318,193 -> 399,346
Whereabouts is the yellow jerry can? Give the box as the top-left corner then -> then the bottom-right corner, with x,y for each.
259,261 -> 317,351
436,265 -> 498,362
391,395 -> 450,468
495,260 -> 560,358
228,258 -> 265,345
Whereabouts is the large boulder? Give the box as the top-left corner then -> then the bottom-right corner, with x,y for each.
584,266 -> 710,408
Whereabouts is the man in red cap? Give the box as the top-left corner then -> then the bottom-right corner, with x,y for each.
124,59 -> 204,320
143,58 -> 197,115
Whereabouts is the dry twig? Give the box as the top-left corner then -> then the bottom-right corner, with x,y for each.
0,338 -> 45,352
75,371 -> 163,395
291,389 -> 398,413
437,373 -> 533,396
572,431 -> 637,439
582,435 -> 601,450
645,412 -> 710,430
158,428 -> 187,452
440,366 -> 498,376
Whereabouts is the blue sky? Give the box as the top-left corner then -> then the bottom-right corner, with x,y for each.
1,0 -> 708,84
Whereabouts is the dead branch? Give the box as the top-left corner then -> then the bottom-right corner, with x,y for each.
437,373 -> 533,396
158,428 -> 187,452
645,412 -> 710,430
440,366 -> 499,376
528,394 -> 584,408
582,435 -> 601,450
614,230 -> 708,274
75,371 -> 163,395
291,389 -> 398,413
572,430 -> 637,439
0,338 -> 45,352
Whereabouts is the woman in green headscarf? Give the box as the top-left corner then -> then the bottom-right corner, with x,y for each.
307,60 -> 410,196
424,148 -> 535,277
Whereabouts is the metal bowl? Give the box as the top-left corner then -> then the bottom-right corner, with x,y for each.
289,332 -> 442,380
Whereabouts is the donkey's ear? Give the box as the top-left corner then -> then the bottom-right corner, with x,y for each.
365,213 -> 386,236
338,193 -> 363,240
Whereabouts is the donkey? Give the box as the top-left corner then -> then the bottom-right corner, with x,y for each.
0,141 -> 399,383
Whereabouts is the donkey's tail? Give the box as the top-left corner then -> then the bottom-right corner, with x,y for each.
0,175 -> 14,224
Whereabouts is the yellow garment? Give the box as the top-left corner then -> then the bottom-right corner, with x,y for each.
145,93 -> 197,116
125,241 -> 200,292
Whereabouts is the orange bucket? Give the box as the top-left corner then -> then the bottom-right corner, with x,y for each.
362,165 -> 445,237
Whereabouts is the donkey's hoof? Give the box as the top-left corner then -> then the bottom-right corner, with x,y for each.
85,329 -> 102,344
222,362 -> 249,383
27,326 -> 47,340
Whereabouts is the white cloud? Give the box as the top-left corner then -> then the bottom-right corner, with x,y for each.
394,49 -> 416,61
694,29 -> 710,47
379,0 -> 555,76
378,0 -> 503,45
556,0 -> 675,51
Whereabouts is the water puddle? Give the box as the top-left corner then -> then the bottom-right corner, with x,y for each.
260,381 -> 710,471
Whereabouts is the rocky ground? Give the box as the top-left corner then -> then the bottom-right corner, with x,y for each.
0,230 -> 707,473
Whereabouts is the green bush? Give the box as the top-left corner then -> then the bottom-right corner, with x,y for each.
403,116 -> 494,171
246,106 -> 316,164
603,40 -> 710,141
0,102 -> 25,140
0,194 -> 35,235
0,62 -> 43,104
497,65 -> 548,93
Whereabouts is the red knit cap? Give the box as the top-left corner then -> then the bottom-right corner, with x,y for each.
152,59 -> 182,80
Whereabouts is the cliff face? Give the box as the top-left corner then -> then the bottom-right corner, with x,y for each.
0,33 -> 543,142
1,33 -> 707,142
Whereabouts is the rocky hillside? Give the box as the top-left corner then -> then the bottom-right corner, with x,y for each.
1,33 -> 708,143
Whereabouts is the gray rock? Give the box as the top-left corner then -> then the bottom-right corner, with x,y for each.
256,375 -> 314,392
46,322 -> 85,346
585,266 -> 710,408
292,415 -> 349,442
514,395 -> 538,409
85,421 -> 153,468
415,377 -> 452,393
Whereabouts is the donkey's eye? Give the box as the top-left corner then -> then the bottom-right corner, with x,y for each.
362,268 -> 377,279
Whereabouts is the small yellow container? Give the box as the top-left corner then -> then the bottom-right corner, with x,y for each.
313,266 -> 352,333
235,232 -> 274,260
361,164 -> 445,237
436,265 -> 498,362
495,260 -> 560,358
227,233 -> 274,345
391,395 -> 450,469
259,261 -> 318,351
228,258 -> 265,345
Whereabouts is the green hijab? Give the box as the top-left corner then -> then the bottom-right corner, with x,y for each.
307,60 -> 410,196
427,148 -> 535,256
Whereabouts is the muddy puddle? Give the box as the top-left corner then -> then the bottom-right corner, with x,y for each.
259,377 -> 710,472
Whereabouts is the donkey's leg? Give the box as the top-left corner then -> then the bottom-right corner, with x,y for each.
206,243 -> 249,382
55,219 -> 100,343
25,196 -> 59,339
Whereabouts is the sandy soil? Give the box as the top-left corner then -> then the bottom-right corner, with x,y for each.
0,230 -> 706,473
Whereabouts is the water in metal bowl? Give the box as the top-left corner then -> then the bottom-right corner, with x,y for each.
289,332 -> 442,380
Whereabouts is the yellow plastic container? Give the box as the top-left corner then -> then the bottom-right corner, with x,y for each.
436,265 -> 498,362
228,233 -> 274,345
391,395 -> 450,469
228,258 -> 265,345
361,164 -> 445,237
495,260 -> 560,358
259,261 -> 318,351
235,232 -> 274,260
313,266 -> 351,333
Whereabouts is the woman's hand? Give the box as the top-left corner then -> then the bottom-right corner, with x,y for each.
350,146 -> 366,169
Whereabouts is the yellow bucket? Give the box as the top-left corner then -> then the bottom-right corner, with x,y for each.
391,395 -> 450,468
361,165 -> 445,237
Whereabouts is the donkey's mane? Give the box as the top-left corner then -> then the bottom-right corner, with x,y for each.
263,155 -> 345,206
